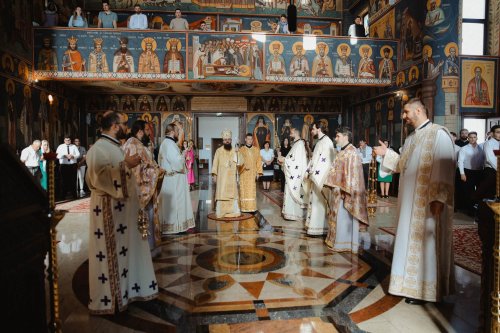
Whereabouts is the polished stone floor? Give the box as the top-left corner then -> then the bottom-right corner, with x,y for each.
55,180 -> 480,332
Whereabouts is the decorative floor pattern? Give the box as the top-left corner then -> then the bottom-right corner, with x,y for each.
56,197 -> 90,213
379,224 -> 482,275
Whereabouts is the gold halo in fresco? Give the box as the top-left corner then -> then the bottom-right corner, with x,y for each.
292,41 -> 305,55
141,37 -> 157,51
336,43 -> 351,56
379,45 -> 394,58
269,41 -> 284,54
444,42 -> 458,57
358,44 -> 373,57
427,0 -> 441,11
304,114 -> 314,124
315,42 -> 329,55
423,45 -> 433,58
23,85 -> 31,98
5,78 -> 15,94
166,38 -> 182,51
410,65 -> 419,79
471,63 -> 486,76
376,100 -> 382,111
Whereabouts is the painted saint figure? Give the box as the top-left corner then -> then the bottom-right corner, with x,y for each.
113,37 -> 135,72
334,44 -> 354,78
37,37 -> 58,70
88,38 -> 109,73
289,42 -> 310,77
311,42 -> 333,78
62,36 -> 85,71
357,45 -> 376,79
163,38 -> 185,74
465,66 -> 490,106
267,41 -> 286,76
138,37 -> 161,73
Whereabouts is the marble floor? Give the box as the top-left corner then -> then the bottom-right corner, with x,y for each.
54,180 -> 480,333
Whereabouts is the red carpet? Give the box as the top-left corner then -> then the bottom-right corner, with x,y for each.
55,197 -> 90,213
380,224 -> 482,275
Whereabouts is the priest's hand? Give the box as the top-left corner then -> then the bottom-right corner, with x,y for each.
124,151 -> 141,168
460,174 -> 466,182
373,140 -> 387,156
212,175 -> 217,184
430,201 -> 444,217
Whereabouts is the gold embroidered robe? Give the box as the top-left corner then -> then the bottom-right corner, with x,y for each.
380,122 -> 455,302
238,145 -> 262,212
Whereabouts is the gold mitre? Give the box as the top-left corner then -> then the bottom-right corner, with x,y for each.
221,129 -> 232,139
67,36 -> 78,43
94,38 -> 104,45
143,37 -> 155,45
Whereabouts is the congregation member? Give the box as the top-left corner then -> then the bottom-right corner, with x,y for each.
260,141 -> 275,191
374,98 -> 455,305
348,16 -> 366,37
475,124 -> 500,331
98,1 -> 117,29
85,111 -> 158,314
281,128 -> 308,221
42,1 -> 59,27
376,139 -> 393,198
212,129 -> 244,218
455,128 -> 469,147
238,133 -> 263,213
449,132 -> 462,159
74,138 -> 87,198
39,140 -> 51,190
305,121 -> 335,236
158,122 -> 195,234
170,8 -> 189,31
123,120 -> 164,256
20,140 -> 41,180
278,138 -> 291,192
357,139 -> 372,188
275,14 -> 290,34
128,4 -> 148,29
68,6 -> 88,28
56,136 -> 80,199
325,127 -> 368,253
457,131 -> 484,216
197,20 -> 211,31
186,140 -> 196,191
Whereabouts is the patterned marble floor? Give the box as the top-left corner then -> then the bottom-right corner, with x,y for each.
56,179 -> 481,332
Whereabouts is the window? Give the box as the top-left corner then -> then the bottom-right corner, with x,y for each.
461,0 -> 487,55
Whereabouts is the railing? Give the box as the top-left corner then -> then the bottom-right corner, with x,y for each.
33,27 -> 398,86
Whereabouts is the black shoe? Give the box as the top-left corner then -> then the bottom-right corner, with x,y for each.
405,297 -> 426,305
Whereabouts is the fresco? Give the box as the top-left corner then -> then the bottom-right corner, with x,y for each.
370,8 -> 395,39
163,112 -> 192,147
246,113 -> 274,149
460,57 -> 498,113
125,111 -> 162,147
265,36 -> 397,84
83,0 -> 343,18
248,96 -> 340,113
34,29 -> 187,79
0,0 -> 33,59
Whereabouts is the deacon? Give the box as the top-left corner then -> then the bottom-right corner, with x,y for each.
123,120 -> 164,257
212,129 -> 245,218
305,121 -> 335,235
158,122 -> 195,234
374,98 -> 455,304
324,127 -> 368,253
86,111 -> 158,314
238,133 -> 263,213
281,128 -> 308,221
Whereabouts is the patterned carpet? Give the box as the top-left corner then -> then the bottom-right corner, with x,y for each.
380,224 -> 482,275
55,197 -> 90,213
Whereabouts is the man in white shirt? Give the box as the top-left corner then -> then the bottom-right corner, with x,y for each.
128,4 -> 148,29
20,140 -> 41,179
457,131 -> 484,215
169,8 -> 189,31
348,16 -> 366,37
357,139 -> 372,188
56,136 -> 80,199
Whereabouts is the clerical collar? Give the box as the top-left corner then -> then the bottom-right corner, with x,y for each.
416,120 -> 431,131
317,134 -> 326,141
101,134 -> 120,145
341,143 -> 351,150
245,144 -> 252,148
165,136 -> 176,143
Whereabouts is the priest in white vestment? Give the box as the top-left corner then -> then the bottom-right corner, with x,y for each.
86,111 -> 158,314
374,98 -> 455,304
304,121 -> 336,235
324,127 -> 368,253
212,129 -> 245,218
158,122 -> 195,234
280,128 -> 308,221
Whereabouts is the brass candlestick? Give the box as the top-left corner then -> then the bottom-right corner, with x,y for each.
45,152 -> 64,333
487,151 -> 500,333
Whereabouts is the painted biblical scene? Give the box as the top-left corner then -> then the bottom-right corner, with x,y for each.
369,8 -> 395,39
189,33 -> 264,80
126,112 -> 162,147
33,29 -> 187,80
83,0 -> 343,18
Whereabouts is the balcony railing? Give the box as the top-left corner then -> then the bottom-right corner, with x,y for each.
33,27 -> 398,86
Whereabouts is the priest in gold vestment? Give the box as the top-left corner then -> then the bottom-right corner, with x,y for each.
374,98 -> 455,304
212,129 -> 245,218
238,133 -> 263,213
324,127 -> 368,253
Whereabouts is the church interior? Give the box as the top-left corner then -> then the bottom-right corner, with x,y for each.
1,0 -> 500,332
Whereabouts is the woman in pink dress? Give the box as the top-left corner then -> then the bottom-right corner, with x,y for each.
185,141 -> 195,191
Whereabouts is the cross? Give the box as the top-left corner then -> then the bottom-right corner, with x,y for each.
293,186 -> 297,190
117,224 -> 127,234
300,194 -> 304,199
295,166 -> 299,169
321,157 -> 326,162
113,180 -> 121,191
123,290 -> 128,300
149,280 -> 158,290
132,283 -> 141,293
297,175 -> 301,179
100,296 -> 111,306
98,273 -> 108,284
290,175 -> 294,180
121,268 -> 128,278
315,170 -> 320,175
96,251 -> 105,262
119,246 -> 128,256
114,201 -> 125,211
94,228 -> 103,239
93,205 -> 102,216
289,154 -> 293,158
